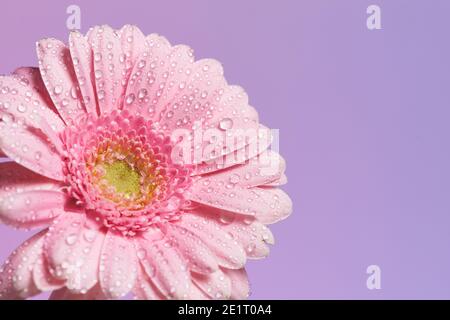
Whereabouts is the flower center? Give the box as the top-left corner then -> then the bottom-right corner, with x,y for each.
61,110 -> 194,236
101,160 -> 141,198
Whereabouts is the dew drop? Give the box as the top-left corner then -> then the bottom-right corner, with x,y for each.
94,70 -> 103,79
219,212 -> 235,224
53,85 -> 63,95
125,93 -> 135,105
219,118 -> 233,130
83,230 -> 96,243
229,174 -> 240,184
94,53 -> 102,62
246,243 -> 256,253
17,104 -> 27,113
65,234 -> 77,245
166,111 -> 174,119
137,60 -> 146,69
137,88 -> 148,99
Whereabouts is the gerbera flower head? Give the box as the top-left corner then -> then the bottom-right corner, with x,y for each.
0,25 -> 292,300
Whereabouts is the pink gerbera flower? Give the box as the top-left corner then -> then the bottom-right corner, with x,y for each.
0,25 -> 292,300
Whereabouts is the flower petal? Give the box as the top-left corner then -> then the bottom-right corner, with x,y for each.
158,59 -> 225,133
203,208 -> 274,259
0,162 -> 65,228
49,284 -> 105,300
0,230 -> 46,299
176,213 -> 246,269
189,180 -> 292,224
132,264 -> 165,300
69,31 -> 98,116
87,25 -> 128,114
36,38 -> 87,124
0,73 -> 65,132
0,116 -> 64,180
221,268 -> 250,299
64,226 -> 105,293
192,269 -> 232,300
194,124 -> 273,175
136,235 -> 191,299
264,173 -> 288,186
12,67 -> 60,117
99,230 -> 138,299
195,150 -> 285,189
163,223 -> 219,274
33,256 -> 65,292
43,212 -> 87,280
124,44 -> 193,122
118,25 -> 148,66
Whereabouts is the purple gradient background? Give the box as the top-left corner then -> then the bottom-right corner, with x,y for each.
1,0 -> 450,299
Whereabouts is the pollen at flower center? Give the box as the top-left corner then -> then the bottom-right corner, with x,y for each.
61,111 -> 193,236
101,160 -> 141,197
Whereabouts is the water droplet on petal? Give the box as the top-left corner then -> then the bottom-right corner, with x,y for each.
229,174 -> 240,184
17,104 -> 27,113
137,88 -> 148,99
65,234 -> 77,245
125,93 -> 135,105
246,243 -> 256,253
137,60 -> 146,69
94,70 -> 103,79
54,85 -> 63,95
219,118 -> 233,130
83,230 -> 96,243
219,211 -> 235,224
94,53 -> 102,62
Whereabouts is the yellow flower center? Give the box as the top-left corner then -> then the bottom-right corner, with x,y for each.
102,160 -> 141,198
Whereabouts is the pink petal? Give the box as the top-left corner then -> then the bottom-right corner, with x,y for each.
176,213 -> 246,269
211,85 -> 259,123
158,59 -> 225,133
192,270 -> 232,300
0,117 -> 64,181
195,150 -> 285,189
264,173 -> 288,186
194,124 -> 273,175
118,25 -> 148,66
0,73 -> 65,132
33,256 -> 65,291
43,212 -> 87,280
188,282 -> 210,300
49,284 -> 105,300
68,31 -> 98,116
221,268 -> 250,299
163,223 -> 219,274
203,208 -> 274,259
0,190 -> 66,229
0,162 -> 65,228
12,67 -> 60,116
99,230 -> 138,299
63,225 -> 105,293
87,25 -> 128,114
133,264 -> 165,300
189,180 -> 292,224
136,235 -> 191,299
36,38 -> 87,124
0,230 -> 46,299
124,44 -> 193,122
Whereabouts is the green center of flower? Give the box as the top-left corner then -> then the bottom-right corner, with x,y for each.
102,160 -> 141,198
